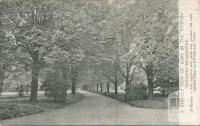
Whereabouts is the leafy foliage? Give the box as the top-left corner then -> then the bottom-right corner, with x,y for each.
45,70 -> 68,102
0,0 -> 178,101
127,84 -> 147,101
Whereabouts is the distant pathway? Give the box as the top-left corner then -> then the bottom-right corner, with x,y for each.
1,90 -> 175,125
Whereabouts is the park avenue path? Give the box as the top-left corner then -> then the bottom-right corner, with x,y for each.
0,90 -> 175,125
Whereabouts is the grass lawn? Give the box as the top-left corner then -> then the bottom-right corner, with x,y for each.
103,93 -> 126,101
91,91 -> 167,109
0,93 -> 83,120
37,93 -> 84,110
128,100 -> 167,109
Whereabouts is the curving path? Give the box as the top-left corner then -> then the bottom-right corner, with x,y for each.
0,90 -> 176,125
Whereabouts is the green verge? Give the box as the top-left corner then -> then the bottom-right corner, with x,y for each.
0,92 -> 84,120
90,91 -> 167,109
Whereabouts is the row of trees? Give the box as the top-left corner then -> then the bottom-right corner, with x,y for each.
0,0 -> 178,103
84,0 -> 178,100
0,0 -> 101,103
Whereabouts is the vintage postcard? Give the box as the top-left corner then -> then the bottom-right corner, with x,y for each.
0,0 -> 199,125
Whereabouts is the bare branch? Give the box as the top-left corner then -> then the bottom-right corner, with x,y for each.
117,65 -> 126,78
130,67 -> 136,83
105,75 -> 115,84
138,63 -> 146,73
128,61 -> 134,70
20,42 -> 32,54
39,44 -> 54,62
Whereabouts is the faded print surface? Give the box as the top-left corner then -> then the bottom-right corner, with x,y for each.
0,0 -> 183,125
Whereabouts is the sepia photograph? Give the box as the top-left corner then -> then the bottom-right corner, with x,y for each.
0,0 -> 190,125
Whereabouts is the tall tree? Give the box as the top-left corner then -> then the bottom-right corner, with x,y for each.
0,1 -> 16,94
3,0 -> 79,103
130,0 -> 178,99
0,31 -> 15,95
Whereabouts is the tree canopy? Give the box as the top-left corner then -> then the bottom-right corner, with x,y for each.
0,0 -> 178,101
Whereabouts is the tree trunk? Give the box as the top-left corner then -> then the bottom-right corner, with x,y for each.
114,83 -> 118,95
114,77 -> 118,95
114,64 -> 118,95
107,82 -> 110,93
124,63 -> 130,101
45,80 -> 48,96
97,85 -> 98,92
100,84 -> 103,92
70,65 -> 77,95
45,84 -> 48,96
62,84 -> 67,102
146,65 -> 154,100
71,78 -> 75,95
30,64 -> 39,103
62,69 -> 68,99
0,78 -> 3,96
125,74 -> 129,101
30,49 -> 40,104
125,74 -> 130,101
147,76 -> 153,100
